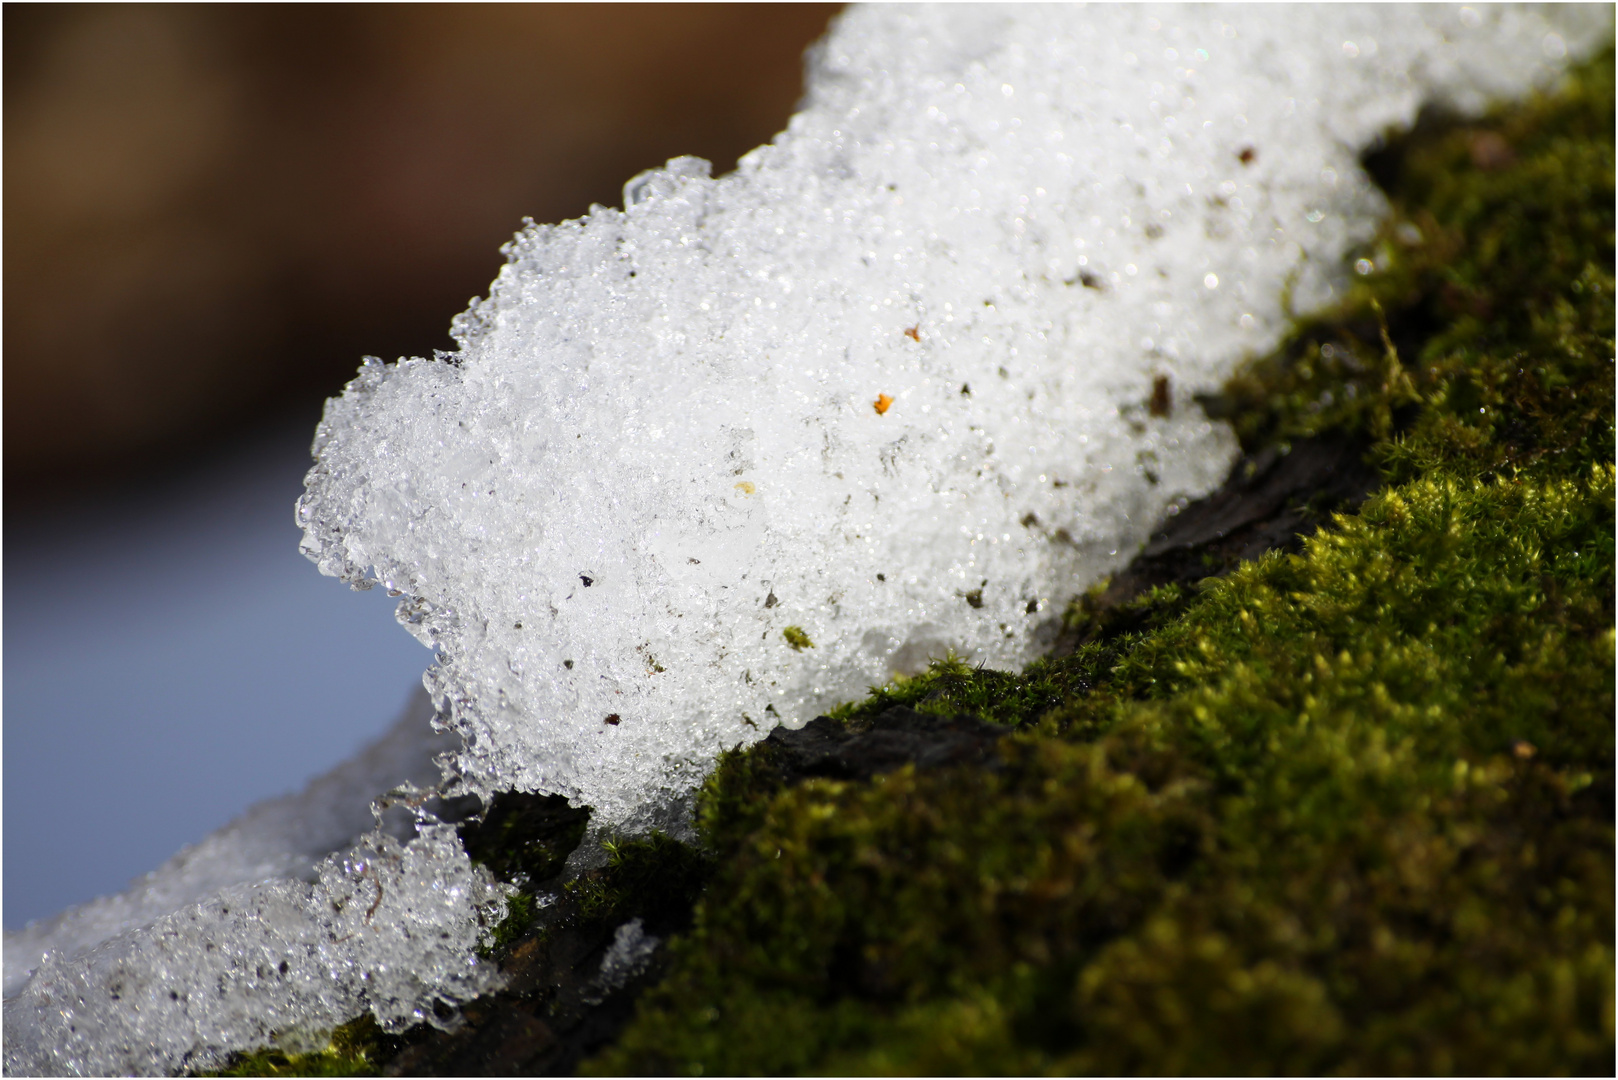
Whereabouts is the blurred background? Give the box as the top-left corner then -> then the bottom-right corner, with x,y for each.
4,3 -> 839,928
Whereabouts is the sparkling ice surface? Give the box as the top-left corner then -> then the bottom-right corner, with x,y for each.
3,694 -> 510,1076
6,4 -> 1608,1075
2,691 -> 455,1001
300,3 -> 1605,834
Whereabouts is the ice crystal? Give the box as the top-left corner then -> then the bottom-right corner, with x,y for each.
4,824 -> 508,1076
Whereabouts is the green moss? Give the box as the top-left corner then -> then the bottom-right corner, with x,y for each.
567,833 -> 714,930
201,1015 -> 396,1078
1218,50 -> 1614,475
589,50 -> 1615,1077
458,790 -> 591,961
459,790 -> 590,889
783,625 -> 815,651
478,890 -> 537,960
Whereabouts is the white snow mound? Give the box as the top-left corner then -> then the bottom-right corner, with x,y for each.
298,3 -> 1606,833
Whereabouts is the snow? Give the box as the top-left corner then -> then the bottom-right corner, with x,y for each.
299,2 -> 1606,836
4,693 -> 511,1076
586,918 -> 661,1005
6,4 -> 1609,1074
3,690 -> 456,1000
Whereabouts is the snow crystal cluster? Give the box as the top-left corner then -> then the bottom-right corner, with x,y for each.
585,918 -> 662,1006
2,692 -> 455,1002
6,4 -> 1608,1075
6,826 -> 506,1077
301,3 -> 1607,835
4,694 -> 512,1076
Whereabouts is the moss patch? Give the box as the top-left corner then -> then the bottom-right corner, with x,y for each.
459,790 -> 591,892
588,51 -> 1615,1077
566,834 -> 714,932
201,1015 -> 397,1078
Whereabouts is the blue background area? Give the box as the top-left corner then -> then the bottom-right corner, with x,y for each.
4,423 -> 433,928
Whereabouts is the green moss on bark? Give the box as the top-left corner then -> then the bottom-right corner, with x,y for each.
566,833 -> 714,931
589,51 -> 1615,1077
202,1015 -> 396,1078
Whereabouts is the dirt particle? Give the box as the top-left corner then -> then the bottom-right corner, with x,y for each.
1149,374 -> 1173,418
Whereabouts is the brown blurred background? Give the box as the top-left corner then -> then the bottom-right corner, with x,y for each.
5,3 -> 840,505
